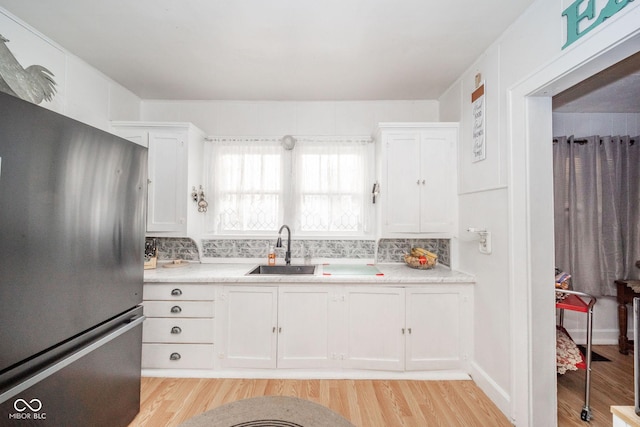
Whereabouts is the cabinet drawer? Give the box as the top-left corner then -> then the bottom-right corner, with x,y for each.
143,318 -> 214,343
143,301 -> 214,318
142,343 -> 214,369
143,284 -> 215,301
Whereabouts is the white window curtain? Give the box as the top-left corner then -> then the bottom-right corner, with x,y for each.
553,135 -> 640,296
204,138 -> 282,234
204,136 -> 373,236
291,137 -> 372,234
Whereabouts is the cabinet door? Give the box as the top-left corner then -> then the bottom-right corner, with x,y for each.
405,287 -> 466,371
383,133 -> 422,233
277,286 -> 342,369
219,286 -> 277,369
343,287 -> 405,371
147,132 -> 187,232
419,128 -> 456,233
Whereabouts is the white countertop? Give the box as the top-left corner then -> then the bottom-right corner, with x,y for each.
143,262 -> 474,285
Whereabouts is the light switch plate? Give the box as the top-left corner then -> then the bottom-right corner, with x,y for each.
479,231 -> 492,254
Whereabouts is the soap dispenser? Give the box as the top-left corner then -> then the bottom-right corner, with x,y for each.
268,245 -> 276,266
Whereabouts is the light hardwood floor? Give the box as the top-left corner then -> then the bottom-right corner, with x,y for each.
128,377 -> 512,427
557,344 -> 635,426
128,345 -> 634,427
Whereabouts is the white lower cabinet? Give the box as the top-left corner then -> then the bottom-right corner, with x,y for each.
277,286 -> 342,369
343,285 -> 472,371
143,282 -> 472,374
343,287 -> 405,371
218,285 -> 340,369
404,287 -> 471,371
218,286 -> 278,369
141,283 -> 215,369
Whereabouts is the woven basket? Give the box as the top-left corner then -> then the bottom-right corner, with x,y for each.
403,253 -> 437,270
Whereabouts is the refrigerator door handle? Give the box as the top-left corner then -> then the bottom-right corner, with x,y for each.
0,314 -> 146,404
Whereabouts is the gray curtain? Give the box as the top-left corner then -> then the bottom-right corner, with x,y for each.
553,135 -> 640,296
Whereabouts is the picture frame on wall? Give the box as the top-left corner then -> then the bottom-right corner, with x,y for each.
472,82 -> 486,162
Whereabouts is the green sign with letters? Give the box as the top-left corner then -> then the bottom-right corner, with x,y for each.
562,0 -> 635,49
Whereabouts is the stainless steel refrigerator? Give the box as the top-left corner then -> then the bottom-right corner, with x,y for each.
0,92 -> 147,426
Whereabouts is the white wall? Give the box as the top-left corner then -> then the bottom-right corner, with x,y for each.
0,8 -> 141,129
440,0 -> 640,425
553,112 -> 640,136
141,100 -> 439,136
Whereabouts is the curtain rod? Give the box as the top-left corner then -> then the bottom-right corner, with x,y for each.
552,137 -> 637,145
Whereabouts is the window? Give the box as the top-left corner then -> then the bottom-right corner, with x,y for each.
294,139 -> 370,233
205,138 -> 282,233
205,136 -> 373,236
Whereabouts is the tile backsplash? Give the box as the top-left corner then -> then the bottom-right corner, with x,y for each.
377,238 -> 450,266
153,237 -> 201,261
152,237 -> 450,266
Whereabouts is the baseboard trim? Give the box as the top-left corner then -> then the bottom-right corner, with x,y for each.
562,328 -> 619,345
469,361 -> 512,421
141,368 -> 471,381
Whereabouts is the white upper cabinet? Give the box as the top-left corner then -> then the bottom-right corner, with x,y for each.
377,123 -> 458,237
110,122 -> 205,236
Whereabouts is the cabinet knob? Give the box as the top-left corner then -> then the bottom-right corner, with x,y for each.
416,180 -> 420,185
170,305 -> 182,314
171,326 -> 182,334
408,328 -> 412,334
421,180 -> 425,185
171,288 -> 182,296
169,352 -> 181,361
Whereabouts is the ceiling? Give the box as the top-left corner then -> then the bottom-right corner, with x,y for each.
0,0 -> 539,101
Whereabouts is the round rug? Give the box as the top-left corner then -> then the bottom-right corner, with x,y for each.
178,396 -> 355,427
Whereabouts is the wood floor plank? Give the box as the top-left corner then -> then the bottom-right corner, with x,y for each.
130,346 -> 634,427
557,344 -> 634,426
129,377 -> 511,427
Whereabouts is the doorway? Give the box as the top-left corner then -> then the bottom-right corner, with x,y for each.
551,50 -> 640,424
551,52 -> 640,343
509,27 -> 640,427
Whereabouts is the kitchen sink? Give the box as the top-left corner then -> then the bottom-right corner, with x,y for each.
246,264 -> 317,275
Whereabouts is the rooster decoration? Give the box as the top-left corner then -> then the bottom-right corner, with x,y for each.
0,34 -> 56,104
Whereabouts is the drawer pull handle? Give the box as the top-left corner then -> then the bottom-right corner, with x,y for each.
171,326 -> 182,334
171,305 -> 182,314
171,288 -> 182,296
169,352 -> 181,361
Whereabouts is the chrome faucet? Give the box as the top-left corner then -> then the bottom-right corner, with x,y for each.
276,224 -> 292,265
